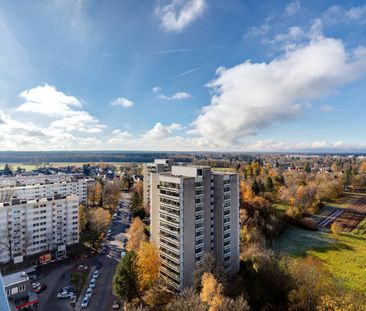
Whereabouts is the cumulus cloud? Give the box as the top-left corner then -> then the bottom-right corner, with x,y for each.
285,0 -> 300,16
153,86 -> 191,100
245,16 -> 272,38
143,122 -> 183,140
17,84 -> 82,117
49,111 -> 106,133
110,97 -> 134,108
156,0 -> 206,32
193,34 -> 366,147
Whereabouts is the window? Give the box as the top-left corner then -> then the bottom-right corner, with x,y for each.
18,284 -> 26,292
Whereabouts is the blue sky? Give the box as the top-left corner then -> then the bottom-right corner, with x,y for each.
0,0 -> 366,151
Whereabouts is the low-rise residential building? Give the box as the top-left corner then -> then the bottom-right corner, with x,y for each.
0,194 -> 79,263
3,271 -> 38,310
0,273 -> 11,311
143,159 -> 173,207
150,165 -> 239,291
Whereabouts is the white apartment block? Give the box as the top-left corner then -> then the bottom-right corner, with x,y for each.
0,194 -> 79,263
143,159 -> 173,207
0,174 -> 88,203
150,165 -> 239,291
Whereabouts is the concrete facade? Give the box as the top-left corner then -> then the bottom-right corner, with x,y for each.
143,159 -> 173,207
0,194 -> 79,263
0,174 -> 88,203
150,165 -> 239,291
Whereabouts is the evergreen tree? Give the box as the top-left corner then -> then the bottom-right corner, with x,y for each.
252,180 -> 260,195
113,251 -> 139,304
266,177 -> 274,192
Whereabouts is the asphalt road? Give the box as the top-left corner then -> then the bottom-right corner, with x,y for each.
81,194 -> 131,311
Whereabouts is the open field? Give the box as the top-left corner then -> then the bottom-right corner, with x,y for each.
0,162 -> 139,171
275,227 -> 366,295
316,192 -> 366,232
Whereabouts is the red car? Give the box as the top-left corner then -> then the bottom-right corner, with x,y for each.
35,284 -> 47,293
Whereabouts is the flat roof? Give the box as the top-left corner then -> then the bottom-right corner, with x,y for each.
3,271 -> 29,287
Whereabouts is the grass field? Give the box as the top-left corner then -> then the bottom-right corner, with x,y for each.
0,162 -> 138,171
275,227 -> 366,295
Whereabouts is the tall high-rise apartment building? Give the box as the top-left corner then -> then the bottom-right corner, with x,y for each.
0,194 -> 79,263
150,165 -> 239,291
143,159 -> 173,207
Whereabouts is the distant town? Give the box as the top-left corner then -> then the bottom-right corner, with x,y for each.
0,152 -> 365,310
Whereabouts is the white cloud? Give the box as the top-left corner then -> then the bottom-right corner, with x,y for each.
245,16 -> 272,38
156,0 -> 206,32
346,5 -> 366,20
110,97 -> 134,108
111,129 -> 132,138
153,86 -> 191,100
320,104 -> 333,113
285,0 -> 300,16
321,5 -> 366,25
192,34 -> 366,148
49,111 -> 105,133
143,122 -> 182,140
17,84 -> 82,117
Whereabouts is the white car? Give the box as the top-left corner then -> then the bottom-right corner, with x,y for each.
32,282 -> 40,289
89,278 -> 96,288
85,287 -> 93,298
121,250 -> 126,258
81,296 -> 89,308
57,291 -> 71,299
93,270 -> 99,278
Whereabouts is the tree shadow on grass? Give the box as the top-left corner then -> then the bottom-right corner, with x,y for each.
273,226 -> 355,258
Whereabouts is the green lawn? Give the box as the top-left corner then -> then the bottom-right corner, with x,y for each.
275,227 -> 366,295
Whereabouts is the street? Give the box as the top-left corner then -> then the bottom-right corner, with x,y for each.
76,192 -> 131,311
38,193 -> 131,311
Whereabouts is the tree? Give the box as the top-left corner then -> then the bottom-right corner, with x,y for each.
0,227 -> 18,262
266,176 -> 274,193
135,242 -> 160,293
194,253 -> 224,289
360,161 -> 366,174
166,288 -> 205,311
131,191 -> 143,217
3,164 -> 13,176
79,203 -> 88,233
89,208 -> 111,234
304,162 -> 311,173
113,251 -> 139,306
95,180 -> 104,207
126,217 -> 145,252
122,174 -> 134,190
218,296 -> 250,311
201,272 -> 224,311
252,180 -> 260,195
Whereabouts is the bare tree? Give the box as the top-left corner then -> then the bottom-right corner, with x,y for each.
21,231 -> 33,256
0,227 -> 19,263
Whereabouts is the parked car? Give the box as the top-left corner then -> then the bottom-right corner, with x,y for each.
57,290 -> 72,299
77,265 -> 89,272
93,270 -> 99,278
96,262 -> 103,269
89,278 -> 96,288
85,287 -> 93,298
112,299 -> 121,309
63,286 -> 76,293
81,296 -> 90,308
108,229 -> 112,234
35,284 -> 47,293
32,282 -> 40,289
121,250 -> 126,258
112,213 -> 118,220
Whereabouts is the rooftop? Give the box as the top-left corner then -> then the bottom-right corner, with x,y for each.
3,271 -> 29,287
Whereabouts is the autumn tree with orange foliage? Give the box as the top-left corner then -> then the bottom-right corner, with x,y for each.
126,217 -> 145,252
200,272 -> 224,311
136,241 -> 160,293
